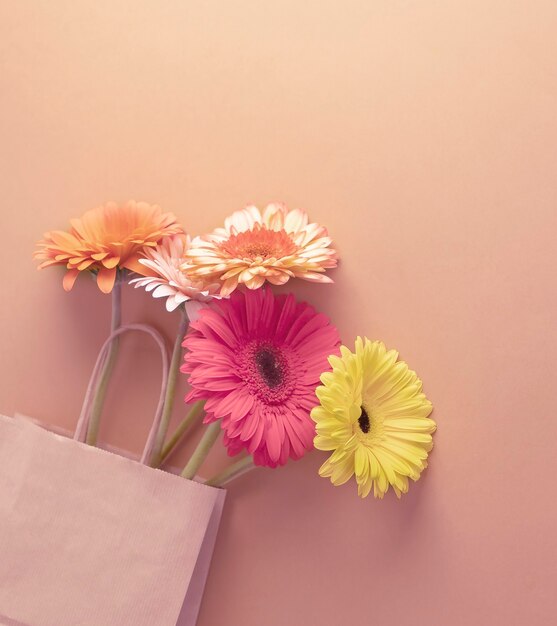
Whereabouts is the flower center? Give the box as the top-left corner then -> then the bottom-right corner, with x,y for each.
355,402 -> 385,444
358,406 -> 370,433
255,347 -> 283,388
239,340 -> 296,405
244,242 -> 275,257
220,226 -> 299,261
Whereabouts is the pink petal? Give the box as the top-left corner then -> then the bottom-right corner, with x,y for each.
265,415 -> 282,463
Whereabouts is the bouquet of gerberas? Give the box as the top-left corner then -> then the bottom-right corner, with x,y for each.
0,200 -> 435,626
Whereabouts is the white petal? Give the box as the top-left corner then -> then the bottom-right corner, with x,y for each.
185,300 -> 206,322
166,297 -> 181,312
152,284 -> 177,298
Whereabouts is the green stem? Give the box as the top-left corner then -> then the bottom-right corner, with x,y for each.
86,276 -> 122,446
205,456 -> 255,487
181,421 -> 221,479
159,400 -> 205,466
149,308 -> 189,467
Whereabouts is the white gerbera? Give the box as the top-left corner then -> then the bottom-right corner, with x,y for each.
130,235 -> 220,312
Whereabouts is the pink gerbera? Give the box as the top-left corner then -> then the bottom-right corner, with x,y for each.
181,287 -> 341,467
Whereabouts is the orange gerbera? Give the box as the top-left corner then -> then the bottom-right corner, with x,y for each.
181,203 -> 338,296
34,201 -> 183,293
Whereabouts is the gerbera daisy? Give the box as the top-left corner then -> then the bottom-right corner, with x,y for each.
181,287 -> 341,467
129,235 -> 220,312
181,203 -> 338,296
311,338 -> 436,498
34,201 -> 183,293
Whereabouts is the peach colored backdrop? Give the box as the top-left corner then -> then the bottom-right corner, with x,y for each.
1,1 -> 556,624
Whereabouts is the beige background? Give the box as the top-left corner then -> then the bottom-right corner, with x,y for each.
1,1 -> 557,624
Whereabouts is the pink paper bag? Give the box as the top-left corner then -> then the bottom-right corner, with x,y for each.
0,324 -> 225,625
0,414 -> 224,626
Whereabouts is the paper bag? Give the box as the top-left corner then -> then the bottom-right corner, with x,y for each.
0,323 -> 224,626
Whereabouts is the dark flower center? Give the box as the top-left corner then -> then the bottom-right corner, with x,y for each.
358,406 -> 371,433
240,340 -> 296,405
255,347 -> 284,388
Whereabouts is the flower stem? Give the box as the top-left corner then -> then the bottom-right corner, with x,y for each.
149,308 -> 189,466
86,276 -> 122,446
205,456 -> 256,487
158,400 -> 205,466
180,421 -> 221,480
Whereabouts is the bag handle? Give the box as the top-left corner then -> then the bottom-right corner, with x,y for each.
74,323 -> 169,465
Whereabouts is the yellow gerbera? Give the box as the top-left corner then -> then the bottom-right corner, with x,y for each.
311,338 -> 436,499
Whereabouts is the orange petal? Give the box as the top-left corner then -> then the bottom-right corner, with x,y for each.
121,256 -> 145,275
77,259 -> 95,270
97,267 -> 117,293
63,269 -> 80,291
101,256 -> 120,269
